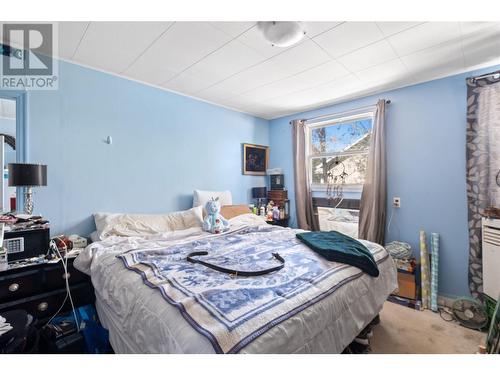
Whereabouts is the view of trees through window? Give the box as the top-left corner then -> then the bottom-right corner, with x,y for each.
309,118 -> 373,186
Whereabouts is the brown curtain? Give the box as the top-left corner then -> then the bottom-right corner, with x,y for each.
291,119 -> 319,231
359,100 -> 387,244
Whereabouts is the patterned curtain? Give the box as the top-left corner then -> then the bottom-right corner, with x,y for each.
466,71 -> 500,298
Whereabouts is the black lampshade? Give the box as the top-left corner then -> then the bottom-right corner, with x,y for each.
252,187 -> 267,199
8,163 -> 47,187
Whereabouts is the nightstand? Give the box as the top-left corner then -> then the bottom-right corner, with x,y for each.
266,217 -> 290,227
0,256 -> 94,326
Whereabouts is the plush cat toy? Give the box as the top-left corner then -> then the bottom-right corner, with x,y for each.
203,197 -> 230,234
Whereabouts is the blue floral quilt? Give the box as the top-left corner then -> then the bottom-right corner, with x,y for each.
118,225 -> 388,353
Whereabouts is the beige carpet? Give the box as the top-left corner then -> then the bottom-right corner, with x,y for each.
371,301 -> 486,354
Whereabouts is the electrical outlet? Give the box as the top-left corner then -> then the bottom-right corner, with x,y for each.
393,197 -> 401,208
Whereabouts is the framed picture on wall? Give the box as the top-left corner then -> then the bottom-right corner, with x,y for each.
242,143 -> 269,175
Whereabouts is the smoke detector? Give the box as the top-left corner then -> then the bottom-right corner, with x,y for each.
257,22 -> 306,47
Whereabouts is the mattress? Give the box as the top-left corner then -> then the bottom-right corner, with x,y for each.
75,215 -> 397,353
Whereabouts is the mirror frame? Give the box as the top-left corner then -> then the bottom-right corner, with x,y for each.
0,90 -> 28,212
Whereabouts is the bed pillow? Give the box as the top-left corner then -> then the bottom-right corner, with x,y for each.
94,206 -> 203,239
220,205 -> 252,219
193,190 -> 232,208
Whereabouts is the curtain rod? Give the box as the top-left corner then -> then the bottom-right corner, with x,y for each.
290,99 -> 391,124
469,71 -> 500,82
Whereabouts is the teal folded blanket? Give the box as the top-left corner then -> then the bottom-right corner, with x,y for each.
296,231 -> 379,277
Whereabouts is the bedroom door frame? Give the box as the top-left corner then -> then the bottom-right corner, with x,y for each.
0,90 -> 28,212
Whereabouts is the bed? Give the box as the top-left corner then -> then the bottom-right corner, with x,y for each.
74,211 -> 397,354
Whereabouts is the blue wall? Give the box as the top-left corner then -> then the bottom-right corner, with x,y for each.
269,64 -> 500,298
27,61 -> 268,235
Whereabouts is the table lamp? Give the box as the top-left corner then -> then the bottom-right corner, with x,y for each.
8,163 -> 47,215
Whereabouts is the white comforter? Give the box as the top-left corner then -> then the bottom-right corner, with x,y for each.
75,214 -> 397,353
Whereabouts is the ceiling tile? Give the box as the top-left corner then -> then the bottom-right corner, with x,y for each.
218,95 -> 261,109
183,39 -> 267,85
461,25 -> 500,68
313,74 -> 365,98
313,22 -> 385,58
209,22 -> 256,37
304,22 -> 343,37
356,59 -> 409,85
124,22 -> 232,84
338,40 -> 398,72
388,22 -> 461,56
401,40 -> 464,80
53,21 -> 500,120
209,61 -> 288,95
163,71 -> 219,95
376,22 -> 423,37
210,39 -> 331,96
58,22 -> 89,59
195,88 -> 233,104
237,26 -> 299,58
459,22 -> 500,36
241,60 -> 349,101
73,22 -> 171,73
266,74 -> 363,109
269,39 -> 331,76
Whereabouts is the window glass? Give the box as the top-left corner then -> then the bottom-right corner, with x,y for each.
311,154 -> 368,185
310,118 -> 372,155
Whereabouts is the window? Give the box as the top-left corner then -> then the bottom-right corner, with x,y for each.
307,112 -> 374,190
306,110 -> 374,236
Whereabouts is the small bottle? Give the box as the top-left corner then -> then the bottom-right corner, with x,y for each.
260,206 -> 265,216
279,207 -> 285,219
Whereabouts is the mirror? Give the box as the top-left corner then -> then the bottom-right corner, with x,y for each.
0,98 -> 17,212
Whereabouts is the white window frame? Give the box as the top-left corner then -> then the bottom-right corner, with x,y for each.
305,110 -> 375,193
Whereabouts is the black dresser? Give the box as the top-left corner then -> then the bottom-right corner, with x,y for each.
0,257 -> 94,325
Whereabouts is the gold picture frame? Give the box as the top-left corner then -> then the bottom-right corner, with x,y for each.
242,143 -> 269,175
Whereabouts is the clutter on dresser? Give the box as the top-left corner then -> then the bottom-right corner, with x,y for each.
251,187 -> 267,207
1,214 -> 50,263
251,170 -> 290,226
267,189 -> 288,209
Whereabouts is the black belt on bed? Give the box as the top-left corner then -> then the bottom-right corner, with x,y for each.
186,251 -> 285,277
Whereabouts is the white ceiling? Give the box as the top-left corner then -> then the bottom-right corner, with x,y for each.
3,22 -> 500,119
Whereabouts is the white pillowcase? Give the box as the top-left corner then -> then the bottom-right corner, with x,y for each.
94,206 -> 203,239
192,190 -> 232,208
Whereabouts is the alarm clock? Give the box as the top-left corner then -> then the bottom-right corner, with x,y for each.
270,174 -> 284,190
